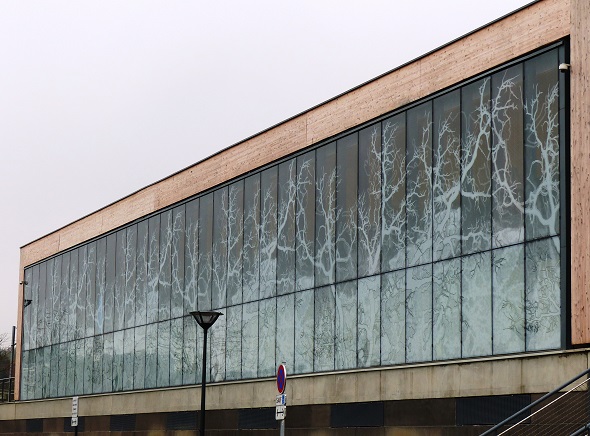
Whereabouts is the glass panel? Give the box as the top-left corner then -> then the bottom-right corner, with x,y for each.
336,281 -> 357,370
276,293 -> 294,370
84,338 -> 93,394
114,230 -> 126,331
525,50 -> 560,239
462,251 -> 492,357
85,242 -> 96,337
68,249 -> 78,342
492,65 -> 524,247
182,316 -> 197,385
258,298 -> 276,377
72,343 -> 81,397
133,326 -> 146,390
123,329 -> 135,391
315,142 -> 336,287
407,103 -> 433,266
147,215 -> 160,324
124,225 -> 137,328
294,289 -> 314,374
210,313 -> 226,382
381,114 -> 406,272
60,253 -> 70,344
37,263 -> 45,347
76,247 -> 87,340
23,268 -> 33,351
66,341 -> 76,396
358,125 -> 382,277
315,285 -> 335,372
112,331 -> 124,391
135,221 -> 148,326
102,333 -> 114,393
105,233 -> 116,332
277,159 -> 296,296
145,323 -> 158,389
433,258 -> 461,360
243,175 -> 260,303
225,305 -> 242,381
45,258 -> 61,345
296,151 -> 315,291
462,78 -> 492,254
157,320 -> 170,387
159,211 -> 173,321
50,344 -> 59,397
242,302 -> 258,379
433,91 -> 461,261
184,199 -> 199,312
92,336 -> 103,394
381,270 -> 405,365
406,265 -> 432,363
42,346 -> 50,398
171,206 -> 185,319
525,237 -> 560,350
20,350 -> 29,400
58,342 -> 68,397
358,275 -> 380,367
336,133 -> 358,281
198,193 -> 213,310
260,167 -> 278,298
212,189 -> 228,309
170,317 -> 184,385
95,239 -> 106,335
35,348 -> 42,399
493,245 -> 525,354
227,181 -> 244,305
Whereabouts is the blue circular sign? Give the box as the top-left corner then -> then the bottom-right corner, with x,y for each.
277,364 -> 287,394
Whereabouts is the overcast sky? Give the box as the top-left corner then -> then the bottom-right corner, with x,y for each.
0,0 -> 532,339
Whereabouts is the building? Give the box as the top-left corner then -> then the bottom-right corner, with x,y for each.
2,0 -> 590,434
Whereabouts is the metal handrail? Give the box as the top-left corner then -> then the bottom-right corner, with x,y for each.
481,367 -> 590,435
0,377 -> 15,403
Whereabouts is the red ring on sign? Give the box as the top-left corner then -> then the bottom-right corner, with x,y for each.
277,364 -> 287,394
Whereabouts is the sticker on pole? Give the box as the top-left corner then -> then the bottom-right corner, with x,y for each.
277,364 -> 287,394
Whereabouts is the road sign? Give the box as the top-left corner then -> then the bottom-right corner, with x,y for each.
71,396 -> 79,427
276,394 -> 287,406
275,405 -> 286,420
277,364 -> 287,394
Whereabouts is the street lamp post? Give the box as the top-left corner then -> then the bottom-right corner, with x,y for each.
190,311 -> 223,436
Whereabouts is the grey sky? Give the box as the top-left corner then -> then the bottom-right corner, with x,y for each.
0,0 -> 532,338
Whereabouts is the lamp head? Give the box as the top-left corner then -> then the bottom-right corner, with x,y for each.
190,311 -> 223,330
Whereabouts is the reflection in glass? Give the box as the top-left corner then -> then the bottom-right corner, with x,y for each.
295,290 -> 314,373
493,245 -> 525,354
358,125 -> 382,277
381,114 -> 406,272
358,276 -> 380,367
406,265 -> 432,362
336,134 -> 358,281
315,285 -> 335,372
462,79 -> 491,254
433,259 -> 461,360
433,91 -> 461,261
526,237 -> 560,350
462,252 -> 492,357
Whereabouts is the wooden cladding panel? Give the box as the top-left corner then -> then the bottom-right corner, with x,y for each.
570,0 -> 590,345
20,0 -> 570,271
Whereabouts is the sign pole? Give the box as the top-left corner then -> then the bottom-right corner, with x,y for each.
276,364 -> 287,435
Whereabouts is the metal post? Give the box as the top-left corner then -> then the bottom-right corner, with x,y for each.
9,326 -> 15,402
280,419 -> 285,436
200,328 -> 208,436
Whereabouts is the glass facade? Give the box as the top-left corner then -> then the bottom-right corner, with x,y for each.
20,45 -> 566,400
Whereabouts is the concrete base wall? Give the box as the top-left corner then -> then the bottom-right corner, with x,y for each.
1,350 -> 588,434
